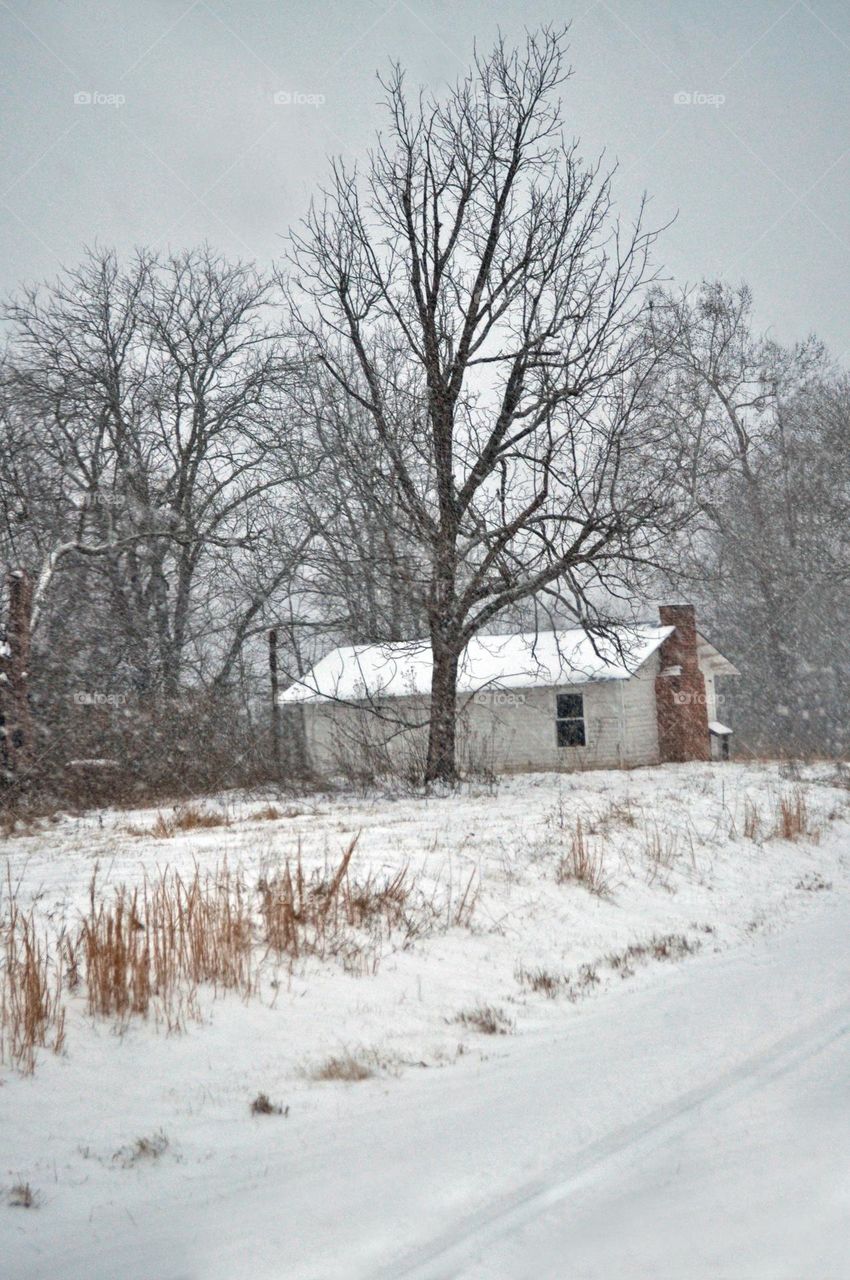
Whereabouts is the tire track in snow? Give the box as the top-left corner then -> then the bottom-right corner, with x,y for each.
385,998 -> 850,1279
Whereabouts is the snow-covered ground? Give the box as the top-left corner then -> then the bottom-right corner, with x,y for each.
2,761 -> 849,1278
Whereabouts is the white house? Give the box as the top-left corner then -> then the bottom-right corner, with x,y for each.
280,604 -> 739,775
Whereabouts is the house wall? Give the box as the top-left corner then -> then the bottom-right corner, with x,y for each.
697,640 -> 720,723
300,652 -> 664,776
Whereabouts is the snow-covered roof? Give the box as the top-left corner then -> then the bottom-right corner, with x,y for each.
280,625 -> 678,704
697,635 -> 740,677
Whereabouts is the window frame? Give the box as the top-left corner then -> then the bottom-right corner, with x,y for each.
555,691 -> 586,748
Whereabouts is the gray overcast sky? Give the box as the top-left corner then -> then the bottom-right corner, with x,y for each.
2,0 -> 848,357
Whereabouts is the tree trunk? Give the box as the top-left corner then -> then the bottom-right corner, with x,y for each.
425,642 -> 459,784
1,570 -> 34,781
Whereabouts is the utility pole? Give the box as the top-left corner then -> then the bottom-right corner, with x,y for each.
268,627 -> 281,777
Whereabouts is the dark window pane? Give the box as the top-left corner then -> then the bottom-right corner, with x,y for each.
556,718 -> 586,747
556,693 -> 584,719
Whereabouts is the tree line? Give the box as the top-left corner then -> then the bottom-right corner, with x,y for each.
1,28 -> 847,798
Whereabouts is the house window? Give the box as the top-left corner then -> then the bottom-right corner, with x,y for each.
556,692 -> 586,747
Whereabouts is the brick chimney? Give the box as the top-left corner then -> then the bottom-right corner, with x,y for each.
654,603 -> 711,763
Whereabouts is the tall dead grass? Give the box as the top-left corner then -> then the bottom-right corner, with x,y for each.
743,799 -> 761,840
78,862 -> 255,1025
1,876 -> 66,1074
556,818 -> 610,897
773,788 -> 819,842
128,804 -> 230,839
258,837 -> 478,974
2,838 -> 479,1071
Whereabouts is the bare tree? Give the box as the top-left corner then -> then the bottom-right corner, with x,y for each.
653,281 -> 850,753
286,28 -> 687,781
3,246 -> 306,695
0,247 -> 312,793
286,348 -> 430,646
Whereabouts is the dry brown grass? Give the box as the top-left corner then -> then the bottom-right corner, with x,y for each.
7,1182 -> 38,1208
516,965 -> 564,998
113,1131 -> 169,1168
565,963 -> 601,1001
454,1004 -> 514,1035
2,837 -> 478,1072
773,788 -> 819,842
588,796 -> 639,835
642,820 -> 684,882
253,804 -> 283,822
743,799 -> 761,840
127,804 -> 230,839
310,1052 -> 375,1082
796,872 -> 831,892
556,818 -> 610,897
518,961 -> 604,1004
0,877 -> 66,1074
250,1092 -> 288,1116
606,933 -> 699,979
78,863 -> 254,1025
258,837 -> 478,974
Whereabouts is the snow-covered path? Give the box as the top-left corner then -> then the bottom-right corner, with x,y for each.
7,888 -> 850,1280
447,1006 -> 850,1280
398,942 -> 850,1279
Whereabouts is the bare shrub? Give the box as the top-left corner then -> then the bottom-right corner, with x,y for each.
454,1004 -> 513,1035
556,818 -> 610,897
827,763 -> 850,791
250,1092 -> 288,1116
0,878 -> 66,1074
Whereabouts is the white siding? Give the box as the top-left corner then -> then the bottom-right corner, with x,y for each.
300,651 -> 664,775
296,646 -> 731,776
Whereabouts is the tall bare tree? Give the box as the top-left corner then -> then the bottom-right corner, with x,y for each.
0,247 -> 311,792
653,281 -> 850,753
2,247 -> 305,695
286,28 -> 688,781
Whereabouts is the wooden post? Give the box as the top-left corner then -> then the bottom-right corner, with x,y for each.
269,627 -> 281,776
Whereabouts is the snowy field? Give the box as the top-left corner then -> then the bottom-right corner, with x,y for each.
2,760 -> 850,1278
